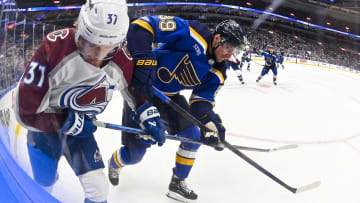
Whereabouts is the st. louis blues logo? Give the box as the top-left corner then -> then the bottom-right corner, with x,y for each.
157,54 -> 201,87
60,76 -> 112,115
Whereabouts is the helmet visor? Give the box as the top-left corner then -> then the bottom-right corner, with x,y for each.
78,36 -> 118,60
221,42 -> 243,56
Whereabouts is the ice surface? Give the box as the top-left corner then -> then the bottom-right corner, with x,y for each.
30,62 -> 360,203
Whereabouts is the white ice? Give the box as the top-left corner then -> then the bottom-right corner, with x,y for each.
25,62 -> 360,203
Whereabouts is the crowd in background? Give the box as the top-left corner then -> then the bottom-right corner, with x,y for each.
1,19 -> 359,93
248,28 -> 359,69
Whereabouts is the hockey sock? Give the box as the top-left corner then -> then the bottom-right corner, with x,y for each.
110,149 -> 124,169
174,126 -> 200,179
174,146 -> 197,180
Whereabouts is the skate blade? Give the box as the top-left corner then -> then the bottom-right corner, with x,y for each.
166,191 -> 194,203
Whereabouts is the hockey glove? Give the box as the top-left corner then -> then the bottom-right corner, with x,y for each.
60,110 -> 97,138
191,101 -> 225,151
201,113 -> 226,151
131,52 -> 158,100
133,103 -> 166,146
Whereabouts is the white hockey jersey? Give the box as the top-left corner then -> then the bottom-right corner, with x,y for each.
14,28 -> 143,133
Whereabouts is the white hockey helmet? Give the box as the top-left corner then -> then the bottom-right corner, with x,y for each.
76,0 -> 129,46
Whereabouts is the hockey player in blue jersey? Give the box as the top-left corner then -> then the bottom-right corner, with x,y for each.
255,46 -> 278,85
240,46 -> 252,71
108,16 -> 247,202
276,51 -> 285,69
226,54 -> 245,84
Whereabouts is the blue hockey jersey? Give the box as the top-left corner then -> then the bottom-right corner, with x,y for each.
131,15 -> 226,105
261,51 -> 277,67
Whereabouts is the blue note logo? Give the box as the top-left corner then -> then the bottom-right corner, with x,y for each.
157,54 -> 201,87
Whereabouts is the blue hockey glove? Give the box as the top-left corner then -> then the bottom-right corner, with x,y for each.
133,103 -> 166,146
60,110 -> 97,138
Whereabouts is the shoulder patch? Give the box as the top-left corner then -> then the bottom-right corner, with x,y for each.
47,29 -> 70,42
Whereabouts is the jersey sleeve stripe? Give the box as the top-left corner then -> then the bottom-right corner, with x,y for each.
132,19 -> 155,40
189,26 -> 207,54
209,68 -> 225,83
189,98 -> 215,107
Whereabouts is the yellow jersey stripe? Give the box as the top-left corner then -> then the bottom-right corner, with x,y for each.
189,99 -> 215,107
210,68 -> 225,83
132,19 -> 155,40
189,26 -> 207,54
176,155 -> 195,166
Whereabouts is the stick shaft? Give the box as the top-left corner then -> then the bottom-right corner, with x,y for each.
152,86 -> 212,132
233,144 -> 298,152
92,120 -> 203,145
223,141 -> 298,193
152,86 -> 313,193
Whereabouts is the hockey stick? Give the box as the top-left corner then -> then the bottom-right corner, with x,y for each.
152,86 -> 212,132
152,86 -> 320,194
232,144 -> 298,152
92,120 -> 292,152
252,60 -> 263,67
92,120 -> 201,144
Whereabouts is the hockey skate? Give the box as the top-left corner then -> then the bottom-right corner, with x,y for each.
273,81 -> 277,85
238,78 -> 245,84
256,79 -> 259,83
166,172 -> 197,202
108,159 -> 122,186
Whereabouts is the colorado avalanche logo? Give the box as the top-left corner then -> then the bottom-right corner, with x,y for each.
47,29 -> 69,42
60,76 -> 111,115
94,150 -> 102,163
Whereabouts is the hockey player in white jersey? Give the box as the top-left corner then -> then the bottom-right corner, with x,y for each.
14,1 -> 165,202
226,53 -> 245,84
241,46 -> 252,71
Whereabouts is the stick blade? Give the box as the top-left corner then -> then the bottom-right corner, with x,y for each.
270,144 -> 299,152
294,181 -> 321,194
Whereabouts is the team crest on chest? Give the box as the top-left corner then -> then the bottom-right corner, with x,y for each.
60,76 -> 112,115
157,54 -> 201,87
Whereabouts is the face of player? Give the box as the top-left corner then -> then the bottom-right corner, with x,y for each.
77,36 -> 118,62
214,43 -> 234,62
212,34 -> 240,62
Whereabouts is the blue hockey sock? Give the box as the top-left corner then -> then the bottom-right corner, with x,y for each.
173,126 -> 200,179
